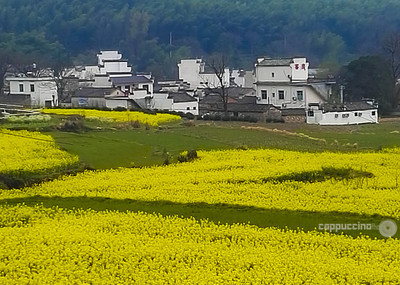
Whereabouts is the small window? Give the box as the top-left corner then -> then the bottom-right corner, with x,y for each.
359,112 -> 362,117
297,90 -> 303,101
372,111 -> 376,116
307,110 -> 314,117
187,107 -> 190,110
261,90 -> 267,99
355,113 -> 358,117
19,84 -> 24,92
30,84 -> 35,92
278,90 -> 284,100
272,72 -> 275,78
335,114 -> 338,118
272,92 -> 275,98
342,113 -> 349,118
193,107 -> 196,110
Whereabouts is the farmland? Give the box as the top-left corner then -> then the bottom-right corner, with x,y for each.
0,111 -> 400,283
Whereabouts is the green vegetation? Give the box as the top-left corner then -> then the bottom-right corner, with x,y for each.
1,0 -> 400,78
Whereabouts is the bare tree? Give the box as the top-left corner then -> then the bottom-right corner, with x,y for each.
382,32 -> 400,80
205,56 -> 230,116
382,32 -> 400,108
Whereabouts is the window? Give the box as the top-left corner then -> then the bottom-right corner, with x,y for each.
372,111 -> 376,116
30,84 -> 35,92
359,112 -> 362,117
143,84 -> 149,94
278,90 -> 284,100
335,114 -> 339,118
261,90 -> 267,99
125,85 -> 130,92
272,92 -> 275,98
342,113 -> 349,118
297,90 -> 303,101
187,107 -> 190,110
193,107 -> 196,110
355,113 -> 358,117
19,84 -> 24,92
307,110 -> 314,117
271,72 -> 275,78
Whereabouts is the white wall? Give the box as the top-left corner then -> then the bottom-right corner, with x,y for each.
307,109 -> 378,125
178,59 -> 203,88
256,85 -> 324,108
151,93 -> 173,111
178,59 -> 230,89
199,69 -> 230,88
93,76 -> 112,88
100,61 -> 131,75
97,51 -> 122,65
106,99 -> 128,110
151,93 -> 198,115
290,58 -> 309,82
255,65 -> 291,82
173,101 -> 198,115
8,77 -> 58,107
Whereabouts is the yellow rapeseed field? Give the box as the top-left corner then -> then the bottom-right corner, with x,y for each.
5,148 -> 400,219
1,141 -> 400,283
0,205 -> 398,284
0,129 -> 79,174
41,108 -> 181,126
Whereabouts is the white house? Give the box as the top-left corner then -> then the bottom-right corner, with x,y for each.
152,91 -> 198,115
254,57 -> 334,109
306,101 -> 378,125
5,76 -> 58,107
178,59 -> 230,89
109,75 -> 154,100
93,50 -> 132,87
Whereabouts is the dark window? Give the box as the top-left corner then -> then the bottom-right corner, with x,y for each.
355,113 -> 358,117
297,90 -> 303,101
307,110 -> 314,117
335,114 -> 338,118
278,90 -> 284,100
372,111 -> 376,116
272,92 -> 275,98
272,72 -> 275,78
193,107 -> 196,110
143,84 -> 149,93
261,90 -> 267,99
187,107 -> 190,110
359,112 -> 362,116
30,84 -> 35,92
19,84 -> 24,92
342,113 -> 349,118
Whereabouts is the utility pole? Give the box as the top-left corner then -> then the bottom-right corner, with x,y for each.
169,32 -> 172,59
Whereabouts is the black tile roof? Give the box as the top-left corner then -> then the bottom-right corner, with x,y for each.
167,92 -> 197,103
110,75 -> 152,85
73,87 -> 118,98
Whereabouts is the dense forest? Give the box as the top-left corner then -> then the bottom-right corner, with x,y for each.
0,0 -> 400,78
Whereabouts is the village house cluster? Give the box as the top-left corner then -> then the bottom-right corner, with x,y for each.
0,50 -> 378,125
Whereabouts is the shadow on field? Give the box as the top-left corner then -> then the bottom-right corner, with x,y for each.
0,195 -> 396,239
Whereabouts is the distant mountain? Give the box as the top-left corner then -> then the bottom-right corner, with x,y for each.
0,0 -> 399,78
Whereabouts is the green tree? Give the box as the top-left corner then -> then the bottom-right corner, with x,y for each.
340,56 -> 395,114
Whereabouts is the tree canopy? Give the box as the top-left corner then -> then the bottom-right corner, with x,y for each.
0,0 -> 400,78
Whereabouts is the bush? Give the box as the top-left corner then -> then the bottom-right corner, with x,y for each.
58,115 -> 85,132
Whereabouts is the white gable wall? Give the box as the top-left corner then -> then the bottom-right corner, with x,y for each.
255,65 -> 291,82
7,77 -> 58,107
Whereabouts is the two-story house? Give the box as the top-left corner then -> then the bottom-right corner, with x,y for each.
4,76 -> 57,107
178,59 -> 230,90
254,57 -> 334,110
